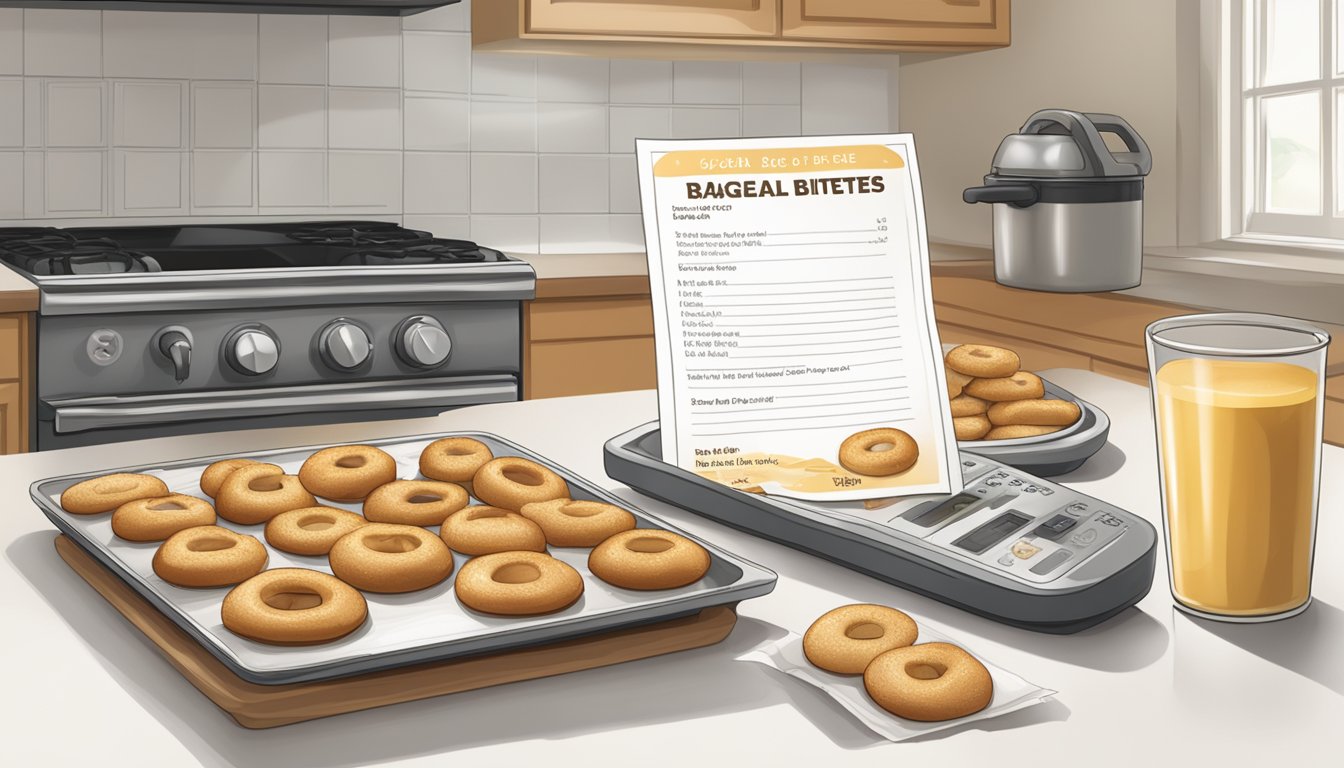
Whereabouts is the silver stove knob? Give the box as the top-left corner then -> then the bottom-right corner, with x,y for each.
396,316 -> 451,369
319,320 -> 371,371
226,326 -> 280,376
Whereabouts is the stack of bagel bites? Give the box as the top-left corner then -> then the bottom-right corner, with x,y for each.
943,344 -> 1082,441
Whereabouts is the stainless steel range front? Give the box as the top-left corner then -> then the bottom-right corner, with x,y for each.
0,222 -> 535,450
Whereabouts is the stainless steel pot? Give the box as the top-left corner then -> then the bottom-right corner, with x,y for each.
963,109 -> 1152,293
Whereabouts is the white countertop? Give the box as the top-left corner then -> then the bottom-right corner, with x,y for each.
2,369 -> 1340,767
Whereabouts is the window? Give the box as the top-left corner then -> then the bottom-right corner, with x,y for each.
1236,0 -> 1344,241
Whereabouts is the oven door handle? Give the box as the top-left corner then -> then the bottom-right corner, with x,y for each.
45,376 -> 518,434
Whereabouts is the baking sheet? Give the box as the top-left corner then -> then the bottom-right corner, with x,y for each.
738,617 -> 1055,741
33,432 -> 777,685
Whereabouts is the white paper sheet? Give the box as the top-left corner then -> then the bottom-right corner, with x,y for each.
636,135 -> 960,502
738,625 -> 1056,742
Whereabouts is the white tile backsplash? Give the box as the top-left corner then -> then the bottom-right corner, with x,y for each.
470,214 -> 539,253
608,154 -> 639,214
469,99 -> 536,153
401,1 -> 470,32
192,82 -> 255,149
328,87 -> 401,150
0,79 -> 21,148
404,151 -> 469,214
743,61 -> 801,105
0,10 -> 894,253
258,85 -> 327,149
671,107 -> 739,140
403,214 -> 470,238
44,150 -> 106,215
329,16 -> 402,88
22,79 -> 40,148
539,213 -> 644,254
260,15 -> 328,85
259,151 -> 326,208
191,150 -> 254,211
103,11 -> 256,80
0,152 -> 22,217
673,61 -> 741,105
801,62 -> 889,135
329,150 -> 402,210
115,150 -> 186,215
539,154 -> 608,213
45,81 -> 106,148
538,102 -> 607,153
113,81 -> 185,148
537,57 -> 609,103
403,31 -> 471,93
471,153 -> 536,214
23,9 -> 101,77
742,104 -> 802,138
472,53 -> 536,98
610,59 -> 672,105
609,106 -> 669,154
404,94 -> 469,151
0,10 -> 22,75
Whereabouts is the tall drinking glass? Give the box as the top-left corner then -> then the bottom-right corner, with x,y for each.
1146,313 -> 1329,622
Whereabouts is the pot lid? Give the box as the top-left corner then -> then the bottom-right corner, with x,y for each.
991,109 -> 1152,179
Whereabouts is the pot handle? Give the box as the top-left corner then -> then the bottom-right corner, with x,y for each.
1021,109 -> 1151,177
963,183 -> 1039,207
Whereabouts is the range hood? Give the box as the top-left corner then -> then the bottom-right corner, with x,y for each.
0,1 -> 459,15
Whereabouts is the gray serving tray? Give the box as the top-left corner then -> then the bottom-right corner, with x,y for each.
958,380 -> 1110,477
32,432 -> 777,685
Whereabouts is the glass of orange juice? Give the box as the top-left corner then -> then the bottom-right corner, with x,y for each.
1146,313 -> 1330,622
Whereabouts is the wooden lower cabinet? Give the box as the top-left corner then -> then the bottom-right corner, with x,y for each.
0,312 -> 31,454
0,381 -> 21,454
528,337 -> 658,399
524,295 -> 657,399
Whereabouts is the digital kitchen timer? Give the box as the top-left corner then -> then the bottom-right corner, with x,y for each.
604,422 -> 1157,634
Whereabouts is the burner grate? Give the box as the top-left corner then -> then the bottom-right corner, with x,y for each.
288,222 -> 432,247
0,234 -> 161,276
336,240 -> 492,266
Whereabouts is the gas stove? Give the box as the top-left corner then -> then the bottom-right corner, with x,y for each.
0,221 -> 536,450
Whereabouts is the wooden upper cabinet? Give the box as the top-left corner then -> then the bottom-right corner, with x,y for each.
474,0 -> 1010,54
527,0 -> 778,39
782,0 -> 1010,47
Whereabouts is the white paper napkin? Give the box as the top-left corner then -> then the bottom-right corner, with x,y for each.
738,622 -> 1055,742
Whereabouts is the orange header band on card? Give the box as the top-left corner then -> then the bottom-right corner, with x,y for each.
653,145 -> 905,177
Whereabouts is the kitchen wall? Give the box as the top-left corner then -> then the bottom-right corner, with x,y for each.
0,1 -> 896,253
899,0 -> 1181,251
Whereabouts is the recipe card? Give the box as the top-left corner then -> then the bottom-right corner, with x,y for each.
636,134 -> 961,502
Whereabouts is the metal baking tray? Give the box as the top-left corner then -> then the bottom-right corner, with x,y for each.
958,379 -> 1110,477
32,432 -> 778,685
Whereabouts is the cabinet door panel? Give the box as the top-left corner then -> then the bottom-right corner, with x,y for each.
782,0 -> 1010,46
0,382 -> 21,455
528,0 -> 779,39
0,314 -> 19,380
527,337 -> 656,399
528,298 -> 654,342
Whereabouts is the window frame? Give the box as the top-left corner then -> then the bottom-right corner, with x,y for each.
1226,0 -> 1344,245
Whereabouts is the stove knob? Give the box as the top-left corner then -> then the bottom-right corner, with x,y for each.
396,316 -> 451,369
225,326 -> 280,376
319,320 -> 372,371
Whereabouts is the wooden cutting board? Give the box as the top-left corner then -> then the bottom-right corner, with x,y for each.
54,534 -> 738,729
